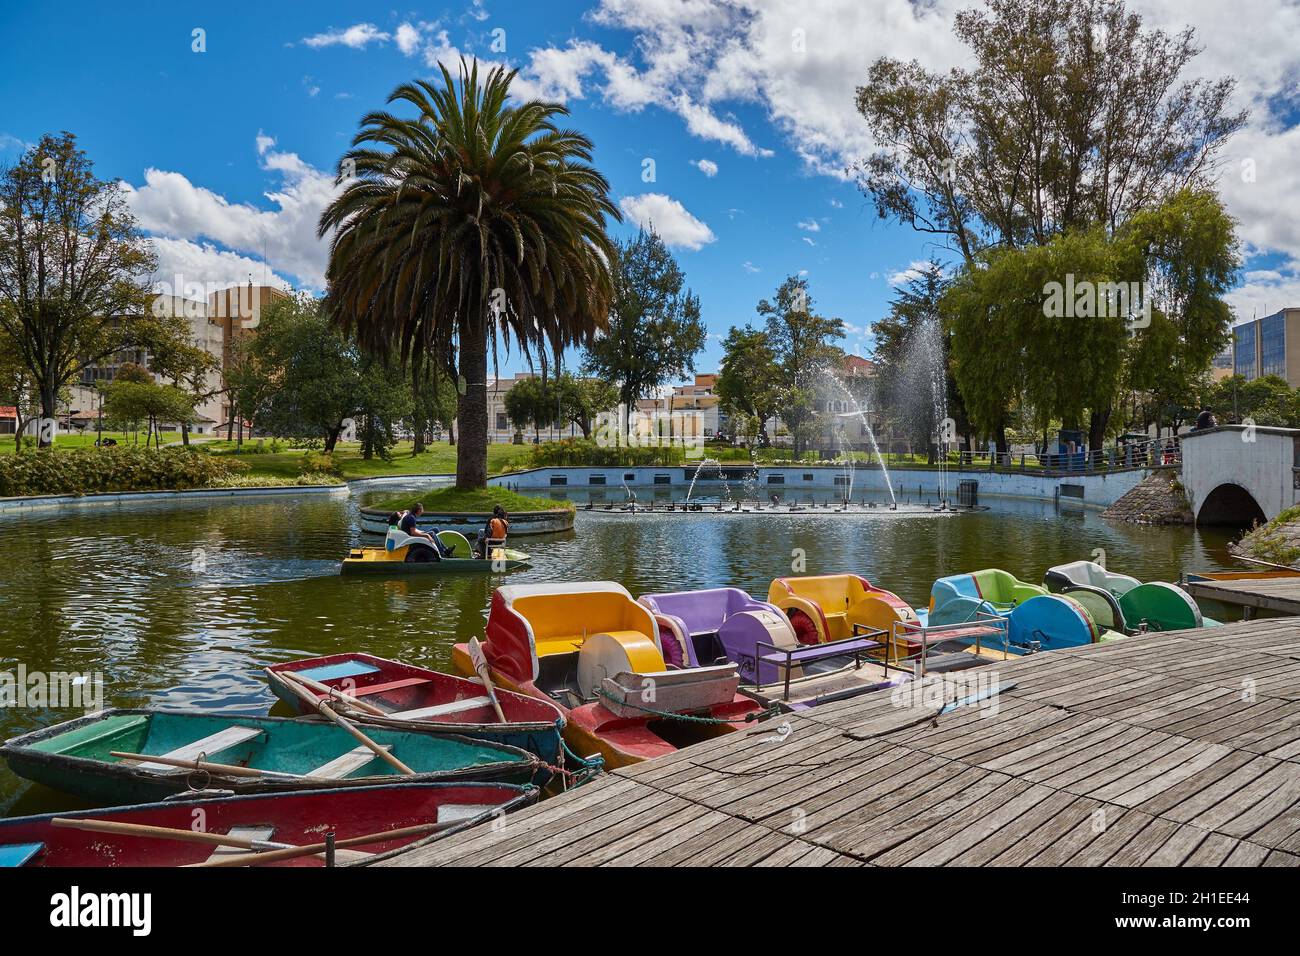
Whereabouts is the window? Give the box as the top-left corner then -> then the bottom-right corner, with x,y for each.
654,474 -> 671,485
767,475 -> 785,484
495,413 -> 508,430
1260,312 -> 1286,379
624,473 -> 635,481
549,475 -> 568,486
589,475 -> 606,485
834,475 -> 850,486
1235,321 -> 1258,380
803,473 -> 814,481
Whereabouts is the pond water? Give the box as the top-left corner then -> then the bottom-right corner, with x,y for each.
0,482 -> 1243,815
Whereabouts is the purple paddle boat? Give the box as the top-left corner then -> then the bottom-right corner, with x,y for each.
637,587 -> 804,684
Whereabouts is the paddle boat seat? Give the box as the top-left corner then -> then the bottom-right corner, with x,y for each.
0,843 -> 43,867
767,574 -> 917,647
925,569 -> 1047,626
638,587 -> 790,668
1043,560 -> 1140,597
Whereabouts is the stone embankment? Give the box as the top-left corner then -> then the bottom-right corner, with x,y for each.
1100,469 -> 1193,525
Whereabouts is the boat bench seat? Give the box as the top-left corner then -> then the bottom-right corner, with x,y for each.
126,725 -> 264,773
389,696 -> 492,720
0,843 -> 44,867
310,745 -> 393,779
351,677 -> 432,698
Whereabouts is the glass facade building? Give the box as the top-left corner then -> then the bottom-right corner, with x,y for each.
1235,321 -> 1258,380
1260,311 -> 1287,379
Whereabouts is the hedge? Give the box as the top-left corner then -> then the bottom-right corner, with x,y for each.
0,446 -> 249,498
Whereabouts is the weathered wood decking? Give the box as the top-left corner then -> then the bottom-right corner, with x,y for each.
382,619 -> 1300,867
1185,575 -> 1300,617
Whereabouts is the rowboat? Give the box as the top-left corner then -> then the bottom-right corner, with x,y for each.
264,653 -> 578,770
0,782 -> 535,868
341,528 -> 529,575
0,709 -> 539,805
450,582 -> 766,769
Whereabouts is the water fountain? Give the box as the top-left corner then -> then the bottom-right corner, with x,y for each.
901,314 -> 951,509
820,368 -> 897,508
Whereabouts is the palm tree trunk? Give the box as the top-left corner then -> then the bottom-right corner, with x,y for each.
456,320 -> 488,489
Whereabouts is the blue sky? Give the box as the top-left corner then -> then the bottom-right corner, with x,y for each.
2,1 -> 1297,378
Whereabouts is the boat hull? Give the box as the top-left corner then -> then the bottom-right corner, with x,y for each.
341,548 -> 529,575
0,709 -> 539,805
0,782 -> 535,867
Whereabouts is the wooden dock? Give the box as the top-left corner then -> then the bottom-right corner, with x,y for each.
1185,574 -> 1300,617
382,618 -> 1300,867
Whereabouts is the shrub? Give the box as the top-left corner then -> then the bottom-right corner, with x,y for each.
299,451 -> 342,477
0,446 -> 248,497
527,438 -> 688,467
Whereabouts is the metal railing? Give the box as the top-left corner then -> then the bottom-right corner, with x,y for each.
887,614 -> 1011,677
952,436 -> 1180,475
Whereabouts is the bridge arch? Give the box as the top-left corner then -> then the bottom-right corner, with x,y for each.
1195,482 -> 1267,528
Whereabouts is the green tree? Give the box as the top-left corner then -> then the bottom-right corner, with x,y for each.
0,132 -> 159,443
856,0 -> 1246,447
355,355 -> 414,461
231,295 -> 365,451
1203,375 -> 1300,428
504,375 -> 556,442
582,228 -> 706,436
0,318 -> 40,453
406,370 -> 460,452
716,325 -> 781,445
320,60 -> 618,490
102,376 -> 195,449
758,275 -> 844,454
555,372 -> 617,439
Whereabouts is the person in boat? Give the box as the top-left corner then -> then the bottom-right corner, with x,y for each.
398,503 -> 453,557
477,506 -> 510,558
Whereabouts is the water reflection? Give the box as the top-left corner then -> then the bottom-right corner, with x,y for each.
0,484 -> 1240,813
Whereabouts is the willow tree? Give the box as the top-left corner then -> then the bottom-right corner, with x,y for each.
319,60 -> 619,488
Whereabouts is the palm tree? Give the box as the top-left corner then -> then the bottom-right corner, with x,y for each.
319,59 -> 619,488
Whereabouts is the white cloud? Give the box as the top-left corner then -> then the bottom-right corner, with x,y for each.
302,23 -> 390,50
742,261 -> 760,273
887,260 -> 930,286
802,236 -> 816,246
830,198 -> 844,208
797,218 -> 820,232
123,136 -> 339,291
147,238 -> 295,297
395,23 -> 422,56
692,159 -> 719,177
618,193 -> 716,250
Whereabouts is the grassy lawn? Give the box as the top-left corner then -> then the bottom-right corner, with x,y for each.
370,484 -> 570,515
0,431 -> 189,453
201,439 -> 536,481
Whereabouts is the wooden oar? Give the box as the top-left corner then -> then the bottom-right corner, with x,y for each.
468,637 -> 506,723
50,817 -> 371,862
187,820 -> 457,867
109,751 -> 326,782
268,667 -> 387,717
276,672 -> 416,775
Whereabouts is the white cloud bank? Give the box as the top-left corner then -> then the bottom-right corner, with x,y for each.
619,193 -> 716,250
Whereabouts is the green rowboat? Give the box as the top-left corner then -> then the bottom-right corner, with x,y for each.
0,709 -> 540,805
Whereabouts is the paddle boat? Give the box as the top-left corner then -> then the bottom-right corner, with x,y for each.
0,782 -> 534,868
451,582 -> 765,769
264,653 -> 595,780
923,568 -> 1102,651
0,710 -> 539,805
639,584 -> 909,711
341,529 -> 529,575
1044,560 -> 1215,633
767,574 -> 919,651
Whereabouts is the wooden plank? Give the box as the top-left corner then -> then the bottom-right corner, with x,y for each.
309,744 -> 391,779
126,725 -> 263,773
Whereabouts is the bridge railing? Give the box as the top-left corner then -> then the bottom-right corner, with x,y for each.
953,436 -> 1179,475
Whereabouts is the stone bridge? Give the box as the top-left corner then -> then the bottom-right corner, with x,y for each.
1180,424 -> 1300,525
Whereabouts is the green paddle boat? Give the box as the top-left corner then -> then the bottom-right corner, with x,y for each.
0,709 -> 540,806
